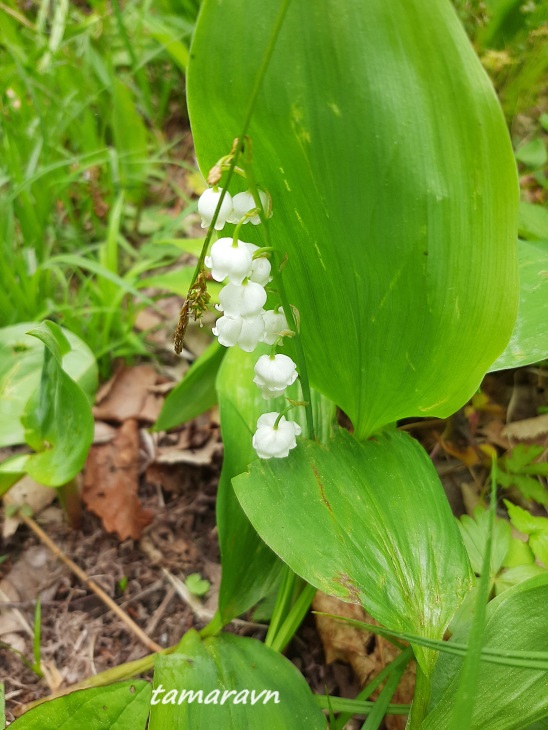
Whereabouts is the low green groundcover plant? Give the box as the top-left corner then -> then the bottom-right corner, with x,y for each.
8,0 -> 548,728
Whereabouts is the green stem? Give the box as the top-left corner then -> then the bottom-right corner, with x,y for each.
199,610 -> 224,638
265,564 -> 296,648
57,478 -> 82,529
406,665 -> 431,730
268,582 -> 316,653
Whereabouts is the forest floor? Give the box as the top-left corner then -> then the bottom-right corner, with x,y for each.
2,329 -> 547,728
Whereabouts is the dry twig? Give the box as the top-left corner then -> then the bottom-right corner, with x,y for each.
20,513 -> 162,654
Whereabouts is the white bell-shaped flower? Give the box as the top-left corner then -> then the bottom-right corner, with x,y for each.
204,237 -> 253,285
212,313 -> 265,352
198,187 -> 233,230
253,354 -> 298,399
218,280 -> 267,317
252,412 -> 301,459
262,308 -> 289,345
228,190 -> 271,225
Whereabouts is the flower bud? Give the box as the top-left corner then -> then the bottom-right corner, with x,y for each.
249,256 -> 272,286
217,280 -> 267,317
212,313 -> 265,352
198,187 -> 233,230
204,237 -> 253,285
252,412 -> 301,459
253,354 -> 298,399
262,308 -> 289,345
228,190 -> 271,225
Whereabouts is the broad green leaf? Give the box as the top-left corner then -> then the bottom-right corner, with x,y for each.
9,681 -> 151,729
0,454 -> 31,497
149,629 -> 325,729
188,0 -> 518,439
215,345 -> 335,624
423,574 -> 548,730
0,322 -> 98,448
5,321 -> 95,487
154,340 -> 225,432
490,239 -> 548,371
27,321 -> 70,364
233,428 -> 474,675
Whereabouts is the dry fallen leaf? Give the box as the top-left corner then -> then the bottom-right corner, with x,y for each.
3,476 -> 56,539
502,414 -> 548,442
156,436 -> 220,466
93,365 -> 163,423
0,547 -> 55,644
313,592 -> 415,729
93,420 -> 117,445
313,592 -> 376,686
83,419 -> 153,540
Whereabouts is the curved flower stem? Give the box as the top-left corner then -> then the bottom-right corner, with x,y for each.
273,402 -> 307,429
242,153 -> 315,440
176,0 -> 293,351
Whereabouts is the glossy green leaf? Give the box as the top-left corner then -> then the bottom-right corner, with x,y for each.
0,321 -> 95,487
233,428 -> 474,675
149,629 -> 325,729
490,239 -> 548,371
188,0 -> 518,439
154,340 -> 225,432
215,345 -> 335,624
0,322 -> 98,448
27,320 -> 71,363
423,574 -> 548,730
9,681 -> 151,729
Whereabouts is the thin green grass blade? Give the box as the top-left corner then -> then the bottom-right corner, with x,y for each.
450,458 -> 498,729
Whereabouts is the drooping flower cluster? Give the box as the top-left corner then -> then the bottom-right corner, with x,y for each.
199,185 -> 301,460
